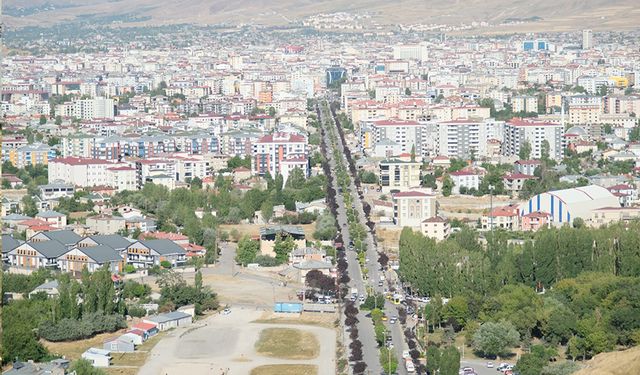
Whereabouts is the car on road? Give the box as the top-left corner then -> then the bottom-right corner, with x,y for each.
496,363 -> 510,371
378,281 -> 384,287
402,350 -> 411,360
487,361 -> 494,368
222,308 -> 231,315
389,317 -> 397,324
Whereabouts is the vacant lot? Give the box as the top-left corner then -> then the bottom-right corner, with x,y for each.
255,328 -> 320,360
251,364 -> 318,375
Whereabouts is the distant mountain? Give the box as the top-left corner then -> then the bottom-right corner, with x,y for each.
4,0 -> 640,31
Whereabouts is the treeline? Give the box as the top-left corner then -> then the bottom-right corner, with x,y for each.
2,267 -> 125,363
399,224 -> 640,361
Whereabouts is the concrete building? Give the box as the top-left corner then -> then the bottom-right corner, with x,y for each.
512,96 -> 538,113
420,216 -> 450,241
392,191 -> 437,228
86,214 -> 127,234
252,132 -> 308,182
503,119 -> 563,160
449,170 -> 481,194
378,158 -> 422,193
590,206 -> 640,227
8,143 -> 56,168
582,29 -> 593,49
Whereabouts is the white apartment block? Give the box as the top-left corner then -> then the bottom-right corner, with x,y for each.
106,166 -> 137,192
252,132 -> 308,180
512,96 -> 538,113
435,120 -> 502,159
48,157 -> 116,187
449,170 -> 481,194
367,119 -> 428,157
392,43 -> 428,61
73,98 -> 115,120
503,119 -> 564,160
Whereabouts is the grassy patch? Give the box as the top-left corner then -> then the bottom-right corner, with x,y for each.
43,330 -> 128,360
250,364 -> 318,375
255,328 -> 320,360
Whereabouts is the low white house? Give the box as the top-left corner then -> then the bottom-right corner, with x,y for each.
82,348 -> 111,368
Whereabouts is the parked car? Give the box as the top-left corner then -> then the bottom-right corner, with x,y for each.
487,361 -> 494,368
222,308 -> 231,315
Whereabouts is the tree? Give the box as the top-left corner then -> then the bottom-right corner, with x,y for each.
55,115 -> 63,125
39,115 -> 47,125
268,107 -> 276,117
442,175 -> 454,197
260,200 -> 274,223
285,168 -> 306,189
273,233 -> 297,264
70,359 -> 108,375
472,321 -> 520,358
541,139 -> 550,161
405,87 -> 412,96
190,176 -> 202,190
439,346 -> 461,375
21,195 -> 38,216
235,236 -> 260,266
519,141 -> 532,160
314,211 -> 337,240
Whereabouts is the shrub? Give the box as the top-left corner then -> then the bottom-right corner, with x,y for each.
160,260 -> 172,269
123,264 -> 136,274
39,313 -> 126,342
253,255 -> 280,267
127,305 -> 147,318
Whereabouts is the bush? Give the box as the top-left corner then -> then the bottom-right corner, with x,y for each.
253,255 -> 280,267
127,305 -> 147,318
38,313 -> 126,342
148,265 -> 162,275
160,260 -> 172,269
123,264 -> 136,274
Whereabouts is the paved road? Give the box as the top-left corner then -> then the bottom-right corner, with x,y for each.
319,103 -> 383,374
326,103 -> 411,375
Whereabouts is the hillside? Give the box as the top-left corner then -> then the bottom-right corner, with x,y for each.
4,0 -> 640,32
573,346 -> 640,375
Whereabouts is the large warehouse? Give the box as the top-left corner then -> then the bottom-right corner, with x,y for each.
518,185 -> 620,226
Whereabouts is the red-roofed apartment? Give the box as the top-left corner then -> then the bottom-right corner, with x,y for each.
481,204 -> 520,230
252,132 -> 308,183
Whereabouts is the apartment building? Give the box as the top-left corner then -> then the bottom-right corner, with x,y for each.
392,191 -> 437,229
503,119 -> 563,160
252,132 -> 308,181
366,119 -> 427,157
512,96 -> 538,113
435,120 -> 501,159
379,158 -> 422,193
73,98 -> 115,120
420,216 -> 450,242
48,157 -> 116,187
8,143 -> 56,168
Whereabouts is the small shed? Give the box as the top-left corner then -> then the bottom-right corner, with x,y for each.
124,329 -> 147,344
131,321 -> 159,337
82,348 -> 111,367
143,311 -> 192,331
104,336 -> 135,353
